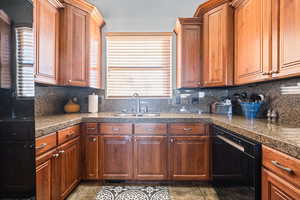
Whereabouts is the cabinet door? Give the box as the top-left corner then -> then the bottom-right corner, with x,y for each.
101,135 -> 133,180
134,136 -> 168,180
34,0 -> 60,85
176,18 -> 201,88
88,18 -> 102,88
272,0 -> 300,78
58,137 -> 80,200
203,3 -> 233,87
60,5 -> 88,87
234,0 -> 272,85
169,136 -> 210,180
262,168 -> 300,200
0,11 -> 11,89
36,160 -> 52,200
84,135 -> 100,180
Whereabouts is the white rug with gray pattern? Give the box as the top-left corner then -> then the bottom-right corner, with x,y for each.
96,185 -> 170,200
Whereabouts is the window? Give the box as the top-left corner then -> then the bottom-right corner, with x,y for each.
15,27 -> 34,97
106,33 -> 172,98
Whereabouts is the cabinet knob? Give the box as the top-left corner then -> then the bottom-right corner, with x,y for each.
92,138 -> 97,142
68,80 -> 71,83
52,153 -> 60,158
170,139 -> 174,143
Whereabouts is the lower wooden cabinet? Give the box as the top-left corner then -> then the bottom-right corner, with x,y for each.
101,135 -> 133,180
36,157 -> 52,200
36,136 -> 80,200
169,136 -> 211,180
58,137 -> 80,200
262,168 -> 300,200
84,135 -> 100,180
134,136 -> 168,180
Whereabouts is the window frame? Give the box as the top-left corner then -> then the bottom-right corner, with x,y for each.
105,32 -> 173,99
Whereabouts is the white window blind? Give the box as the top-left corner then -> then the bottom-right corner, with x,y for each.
106,33 -> 172,98
15,27 -> 34,97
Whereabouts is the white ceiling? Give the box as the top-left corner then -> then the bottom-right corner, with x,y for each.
87,0 -> 207,32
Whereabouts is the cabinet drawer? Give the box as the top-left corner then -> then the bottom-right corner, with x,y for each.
58,125 -> 80,145
100,123 -> 133,135
35,133 -> 57,156
134,123 -> 167,135
85,123 -> 98,135
168,123 -> 206,135
262,145 -> 300,188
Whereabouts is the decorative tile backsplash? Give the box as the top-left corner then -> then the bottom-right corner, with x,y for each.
35,77 -> 300,126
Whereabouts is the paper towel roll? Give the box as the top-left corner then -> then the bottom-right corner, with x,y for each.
88,93 -> 98,113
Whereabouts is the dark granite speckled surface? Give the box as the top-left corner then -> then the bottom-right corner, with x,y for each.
35,113 -> 300,160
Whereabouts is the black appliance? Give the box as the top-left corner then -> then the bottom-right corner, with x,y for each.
212,125 -> 261,200
0,0 -> 35,198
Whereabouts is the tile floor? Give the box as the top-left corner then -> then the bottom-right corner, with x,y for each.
66,182 -> 253,200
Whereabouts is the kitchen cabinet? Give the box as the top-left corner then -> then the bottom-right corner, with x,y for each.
202,2 -> 233,87
58,137 -> 80,200
175,18 -> 202,88
169,136 -> 210,180
233,0 -> 273,85
0,10 -> 11,89
133,136 -> 168,180
59,0 -> 104,87
34,0 -> 62,85
36,149 -> 57,200
101,135 -> 133,180
271,0 -> 300,79
83,135 -> 100,180
59,4 -> 89,87
262,168 -> 300,200
262,145 -> 300,200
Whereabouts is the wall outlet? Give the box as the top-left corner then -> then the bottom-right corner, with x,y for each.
198,92 -> 205,98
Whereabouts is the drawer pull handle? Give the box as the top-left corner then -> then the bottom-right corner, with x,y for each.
66,133 -> 74,138
36,143 -> 48,150
59,150 -> 65,154
87,128 -> 96,131
146,128 -> 154,131
112,128 -> 120,131
183,128 -> 192,131
271,161 -> 293,174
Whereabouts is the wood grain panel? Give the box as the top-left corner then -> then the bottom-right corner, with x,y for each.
34,0 -> 61,85
35,132 -> 57,156
203,3 -> 233,87
134,136 -> 168,180
100,123 -> 133,135
36,159 -> 52,200
262,145 -> 300,188
234,0 -> 272,84
169,136 -> 210,180
83,135 -> 100,180
168,123 -> 206,135
262,168 -> 300,200
134,123 -> 167,135
175,18 -> 201,88
101,135 -> 133,179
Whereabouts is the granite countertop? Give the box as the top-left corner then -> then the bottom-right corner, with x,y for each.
35,112 -> 300,160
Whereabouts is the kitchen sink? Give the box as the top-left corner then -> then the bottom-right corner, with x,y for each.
113,113 -> 160,117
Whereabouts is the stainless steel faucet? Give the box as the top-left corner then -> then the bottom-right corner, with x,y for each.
132,92 -> 141,114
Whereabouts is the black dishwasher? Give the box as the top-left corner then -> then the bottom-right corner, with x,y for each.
212,125 -> 261,200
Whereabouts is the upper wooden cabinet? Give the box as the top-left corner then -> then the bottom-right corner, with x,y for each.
271,0 -> 300,79
233,0 -> 273,85
0,10 -> 11,89
175,18 -> 201,88
59,0 -> 104,87
202,2 -> 233,87
34,0 -> 62,85
59,4 -> 89,87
